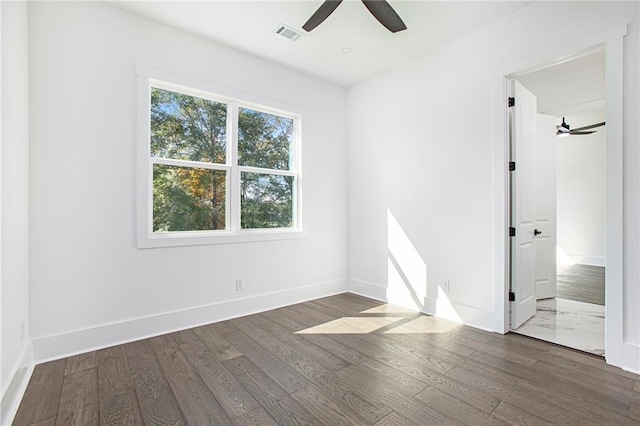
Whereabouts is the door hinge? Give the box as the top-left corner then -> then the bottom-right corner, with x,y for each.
509,161 -> 516,171
509,292 -> 516,301
508,97 -> 515,107
509,227 -> 516,237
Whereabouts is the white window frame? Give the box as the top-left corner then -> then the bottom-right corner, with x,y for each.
136,67 -> 304,248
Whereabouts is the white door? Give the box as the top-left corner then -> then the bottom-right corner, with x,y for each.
534,114 -> 557,299
510,80 -> 537,329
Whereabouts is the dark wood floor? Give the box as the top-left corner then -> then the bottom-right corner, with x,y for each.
557,264 -> 605,305
13,293 -> 640,425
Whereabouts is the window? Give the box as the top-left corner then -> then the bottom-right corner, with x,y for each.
137,70 -> 303,247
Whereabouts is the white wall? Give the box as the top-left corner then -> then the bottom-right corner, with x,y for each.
28,2 -> 348,360
347,1 -> 639,370
557,110 -> 606,266
1,1 -> 32,423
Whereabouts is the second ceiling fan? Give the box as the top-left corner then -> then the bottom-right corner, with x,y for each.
556,117 -> 606,136
303,0 -> 407,33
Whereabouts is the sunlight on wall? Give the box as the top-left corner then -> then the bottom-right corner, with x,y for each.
557,244 -> 575,270
434,286 -> 463,324
387,210 -> 427,310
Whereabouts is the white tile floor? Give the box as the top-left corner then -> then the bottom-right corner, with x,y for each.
513,298 -> 605,356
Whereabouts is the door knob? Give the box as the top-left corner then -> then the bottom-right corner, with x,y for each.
534,229 -> 542,236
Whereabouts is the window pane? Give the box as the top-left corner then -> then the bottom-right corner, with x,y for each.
238,108 -> 293,170
150,87 -> 227,164
153,164 -> 226,232
241,172 -> 293,229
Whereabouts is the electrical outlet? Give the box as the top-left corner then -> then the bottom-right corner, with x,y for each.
443,280 -> 451,293
235,278 -> 245,291
20,320 -> 25,341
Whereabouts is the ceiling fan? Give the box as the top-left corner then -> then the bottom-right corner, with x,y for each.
302,0 -> 407,33
556,117 -> 606,137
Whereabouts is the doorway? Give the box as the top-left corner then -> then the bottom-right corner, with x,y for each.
507,50 -> 607,356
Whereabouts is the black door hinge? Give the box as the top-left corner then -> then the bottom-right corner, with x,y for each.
508,97 -> 515,107
509,227 -> 516,237
509,292 -> 516,301
509,161 -> 516,171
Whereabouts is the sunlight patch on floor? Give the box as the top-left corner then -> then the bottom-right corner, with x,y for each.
360,304 -> 418,314
383,315 -> 461,334
294,317 -> 404,334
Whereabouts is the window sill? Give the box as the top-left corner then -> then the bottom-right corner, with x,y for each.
137,228 -> 307,249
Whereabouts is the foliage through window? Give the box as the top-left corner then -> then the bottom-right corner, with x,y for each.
145,80 -> 300,242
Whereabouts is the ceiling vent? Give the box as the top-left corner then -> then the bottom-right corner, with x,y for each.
275,24 -> 303,41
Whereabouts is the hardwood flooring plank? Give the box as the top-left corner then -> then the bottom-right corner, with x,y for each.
335,363 -> 463,425
149,335 -> 233,425
532,360 -> 636,413
469,348 -> 638,425
169,329 -> 199,346
557,264 -> 605,305
291,384 -> 370,425
64,352 -> 97,375
97,345 -> 134,398
536,349 -> 636,390
358,332 -> 456,374
245,314 -> 351,373
99,390 -> 143,426
630,401 -> 640,421
414,386 -> 508,426
231,408 -> 278,426
231,316 -> 391,423
548,345 -> 638,379
13,359 -> 66,425
29,417 -> 56,426
128,351 -> 186,426
259,309 -> 307,332
212,320 -> 239,335
223,356 -> 321,425
341,362 -> 427,397
403,333 -> 476,358
191,323 -> 243,361
330,333 -> 500,414
446,365 -> 621,425
55,369 -> 99,426
490,401 -> 554,426
373,411 -> 419,426
180,340 -> 260,418
123,340 -> 153,358
224,329 -> 310,394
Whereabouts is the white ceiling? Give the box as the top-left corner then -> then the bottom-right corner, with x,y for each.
517,50 -> 605,117
112,0 -> 533,87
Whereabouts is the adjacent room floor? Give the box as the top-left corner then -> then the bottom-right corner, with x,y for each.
14,293 -> 639,425
514,264 -> 606,356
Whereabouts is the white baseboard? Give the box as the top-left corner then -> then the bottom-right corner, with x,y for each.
347,278 -> 497,333
33,279 -> 347,363
347,278 -> 389,302
1,341 -> 33,426
568,254 -> 606,267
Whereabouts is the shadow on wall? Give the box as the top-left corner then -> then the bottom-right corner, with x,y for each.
386,210 -> 462,323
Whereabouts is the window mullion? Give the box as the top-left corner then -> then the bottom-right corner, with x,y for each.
229,102 -> 240,231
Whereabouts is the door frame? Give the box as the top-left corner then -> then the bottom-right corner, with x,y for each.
497,25 -> 627,368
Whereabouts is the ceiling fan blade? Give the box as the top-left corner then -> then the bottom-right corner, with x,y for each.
569,130 -> 597,135
302,0 -> 343,32
361,0 -> 407,33
570,121 -> 606,132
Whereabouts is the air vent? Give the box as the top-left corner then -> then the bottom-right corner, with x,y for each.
275,24 -> 303,41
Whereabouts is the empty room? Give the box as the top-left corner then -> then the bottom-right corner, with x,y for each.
2,1 -> 639,425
